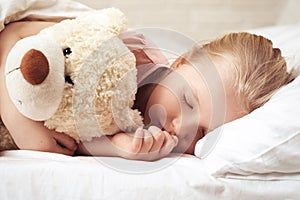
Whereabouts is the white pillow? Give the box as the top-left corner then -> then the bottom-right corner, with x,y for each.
194,23 -> 300,180
195,76 -> 300,179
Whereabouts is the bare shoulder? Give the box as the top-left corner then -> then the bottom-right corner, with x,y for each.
1,21 -> 56,38
0,21 -> 56,67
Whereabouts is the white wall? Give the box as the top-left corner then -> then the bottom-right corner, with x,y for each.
73,0 -> 300,41
278,0 -> 300,25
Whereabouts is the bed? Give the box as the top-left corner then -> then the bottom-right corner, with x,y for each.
1,150 -> 299,200
1,0 -> 300,199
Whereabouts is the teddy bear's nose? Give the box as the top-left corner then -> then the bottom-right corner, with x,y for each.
20,49 -> 49,85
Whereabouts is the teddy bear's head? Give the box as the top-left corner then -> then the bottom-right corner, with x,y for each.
5,8 -> 143,142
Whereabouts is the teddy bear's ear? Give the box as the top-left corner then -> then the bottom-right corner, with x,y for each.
20,49 -> 50,85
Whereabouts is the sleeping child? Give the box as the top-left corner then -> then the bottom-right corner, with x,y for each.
0,21 -> 296,161
78,30 -> 296,160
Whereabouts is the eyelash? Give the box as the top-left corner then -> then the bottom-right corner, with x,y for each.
181,94 -> 193,109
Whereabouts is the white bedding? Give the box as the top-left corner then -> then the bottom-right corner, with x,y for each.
0,0 -> 92,32
0,0 -> 300,199
1,150 -> 299,200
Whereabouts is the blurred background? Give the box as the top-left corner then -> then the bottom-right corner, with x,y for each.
73,0 -> 300,41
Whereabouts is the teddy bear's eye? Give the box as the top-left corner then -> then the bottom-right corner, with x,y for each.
63,47 -> 72,57
65,75 -> 74,85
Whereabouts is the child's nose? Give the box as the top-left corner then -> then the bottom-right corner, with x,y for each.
167,117 -> 181,136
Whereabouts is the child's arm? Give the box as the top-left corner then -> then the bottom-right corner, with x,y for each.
0,21 -> 56,66
0,21 -> 77,155
77,126 -> 178,161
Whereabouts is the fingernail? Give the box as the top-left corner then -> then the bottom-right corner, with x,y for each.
148,126 -> 161,135
172,135 -> 178,146
136,127 -> 143,132
135,127 -> 144,135
135,127 -> 144,139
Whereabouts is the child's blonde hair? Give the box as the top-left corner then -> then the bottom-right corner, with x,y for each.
174,32 -> 297,112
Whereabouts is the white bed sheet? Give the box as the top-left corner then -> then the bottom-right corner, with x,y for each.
0,150 -> 299,200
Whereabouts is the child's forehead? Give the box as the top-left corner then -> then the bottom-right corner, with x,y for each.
160,68 -> 188,88
159,66 -> 199,100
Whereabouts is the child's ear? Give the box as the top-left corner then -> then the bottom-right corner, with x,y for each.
171,56 -> 186,69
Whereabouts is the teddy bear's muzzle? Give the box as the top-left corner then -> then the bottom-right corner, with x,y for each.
5,34 -> 65,121
20,49 -> 49,85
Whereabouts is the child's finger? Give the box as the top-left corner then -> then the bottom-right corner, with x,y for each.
159,131 -> 178,156
54,144 -> 76,156
148,126 -> 165,152
132,127 -> 144,153
139,129 -> 154,153
52,131 -> 77,152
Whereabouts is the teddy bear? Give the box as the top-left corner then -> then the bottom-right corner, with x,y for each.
1,7 -> 144,150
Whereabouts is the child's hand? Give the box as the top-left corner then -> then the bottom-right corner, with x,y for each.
51,131 -> 78,155
111,126 -> 178,161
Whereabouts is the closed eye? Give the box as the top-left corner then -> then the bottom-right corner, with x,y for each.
181,93 -> 194,109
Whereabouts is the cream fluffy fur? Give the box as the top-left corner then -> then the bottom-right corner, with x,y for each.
3,8 -> 144,145
43,8 -> 144,141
